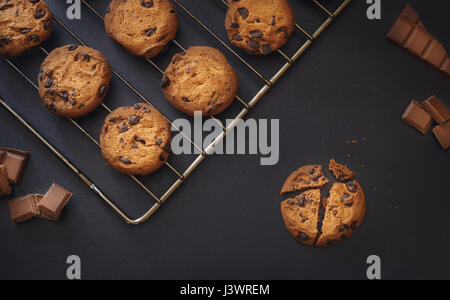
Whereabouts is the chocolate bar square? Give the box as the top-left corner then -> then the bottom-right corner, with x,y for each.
422,96 -> 450,125
405,27 -> 433,57
402,100 -> 433,134
433,122 -> 450,150
8,194 -> 40,224
422,39 -> 447,68
0,148 -> 30,184
0,165 -> 12,197
386,17 -> 414,46
37,184 -> 73,221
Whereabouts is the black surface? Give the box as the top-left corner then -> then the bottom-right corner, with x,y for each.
0,0 -> 449,280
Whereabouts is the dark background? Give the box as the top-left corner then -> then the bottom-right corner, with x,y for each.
1,0 -> 449,280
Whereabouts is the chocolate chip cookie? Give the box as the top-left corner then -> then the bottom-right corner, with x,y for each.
38,45 -> 112,118
0,0 -> 53,57
280,164 -> 366,247
281,189 -> 322,246
105,0 -> 178,59
161,46 -> 239,116
100,103 -> 171,176
225,0 -> 295,55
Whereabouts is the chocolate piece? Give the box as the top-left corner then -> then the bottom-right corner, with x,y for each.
386,5 -> 450,78
401,100 -> 433,134
37,184 -> 73,221
0,148 -> 30,184
8,194 -> 40,224
433,121 -> 450,150
422,95 -> 450,125
0,165 -> 12,197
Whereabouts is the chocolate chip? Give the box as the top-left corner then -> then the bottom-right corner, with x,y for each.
298,232 -> 309,241
109,117 -> 116,123
141,0 -> 154,8
38,71 -> 43,82
338,225 -> 348,233
287,200 -> 296,205
301,217 -> 308,223
181,97 -> 190,103
145,27 -> 157,37
21,28 -> 32,34
44,77 -> 53,88
246,40 -> 260,50
120,157 -> 132,164
44,19 -> 51,30
35,8 -> 46,19
70,99 -> 76,106
232,34 -> 243,42
333,210 -> 338,216
76,53 -> 90,62
119,123 -> 129,133
312,173 -> 321,181
128,115 -> 140,126
297,195 -> 306,207
346,182 -> 357,193
27,34 -> 40,43
0,36 -> 11,45
48,86 -> 55,95
271,16 -> 276,26
29,0 -> 40,3
231,22 -> 239,29
351,221 -> 358,231
156,138 -> 162,146
77,104 -> 84,110
135,136 -> 146,145
261,45 -> 272,55
68,45 -> 78,51
144,107 -> 151,113
341,193 -> 350,203
249,30 -> 263,39
169,9 -> 176,14
159,154 -> 165,161
99,84 -> 107,97
277,26 -> 289,39
57,91 -> 69,101
48,103 -> 57,112
161,76 -> 170,88
133,103 -> 141,110
237,7 -> 249,19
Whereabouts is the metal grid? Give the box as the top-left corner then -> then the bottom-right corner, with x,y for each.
0,0 -> 352,225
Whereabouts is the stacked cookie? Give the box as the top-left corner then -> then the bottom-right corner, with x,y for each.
280,160 -> 366,247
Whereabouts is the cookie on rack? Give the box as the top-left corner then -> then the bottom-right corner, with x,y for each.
100,103 -> 172,176
225,0 -> 294,55
161,46 -> 239,116
0,0 -> 53,57
105,0 -> 178,59
38,45 -> 112,118
315,181 -> 366,247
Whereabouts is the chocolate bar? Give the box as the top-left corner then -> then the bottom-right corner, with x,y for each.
422,95 -> 450,125
0,148 -> 30,184
386,5 -> 450,78
37,184 -> 73,221
402,100 -> 433,134
8,194 -> 41,224
0,165 -> 12,197
433,122 -> 450,150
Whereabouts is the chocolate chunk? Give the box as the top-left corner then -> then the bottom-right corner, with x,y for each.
422,95 -> 450,125
135,136 -> 146,145
119,123 -> 129,133
271,16 -> 276,26
249,30 -> 263,39
38,71 -> 43,82
37,184 -> 72,221
0,165 -> 12,197
21,28 -> 32,34
27,34 -> 40,43
312,173 -> 321,181
35,8 -> 46,19
298,232 -> 309,241
44,77 -> 53,88
0,36 -> 11,45
120,157 -> 132,164
76,53 -> 90,62
77,104 -> 84,110
99,84 -> 107,97
156,138 -> 162,146
29,0 -> 41,3
277,26 -> 289,39
57,91 -> 69,101
109,117 -> 117,123
339,225 -> 348,233
161,76 -> 170,88
231,22 -> 239,29
346,182 -> 357,193
402,100 -> 433,134
8,194 -> 40,223
261,45 -> 272,55
308,168 -> 315,175
246,40 -> 260,50
70,99 -> 76,106
232,34 -> 243,42
159,154 -> 165,161
169,9 -> 176,14
141,0 -> 154,8
145,27 -> 157,37
341,193 -> 350,203
181,97 -> 190,103
297,195 -> 306,207
128,115 -> 140,126
238,7 -> 249,19
68,45 -> 78,51
133,103 -> 142,110
287,200 -> 296,205
433,121 -> 450,150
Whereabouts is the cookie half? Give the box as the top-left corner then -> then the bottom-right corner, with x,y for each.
225,0 -> 294,55
38,45 -> 112,118
0,0 -> 53,57
105,0 -> 178,59
100,103 -> 171,176
161,46 -> 239,116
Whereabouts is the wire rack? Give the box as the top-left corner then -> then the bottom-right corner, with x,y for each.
0,0 -> 352,225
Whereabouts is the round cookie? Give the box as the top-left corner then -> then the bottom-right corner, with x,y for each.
105,0 -> 178,59
315,181 -> 366,247
161,46 -> 239,116
38,45 -> 112,118
0,0 -> 53,57
281,189 -> 322,246
100,103 -> 171,176
225,0 -> 294,55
